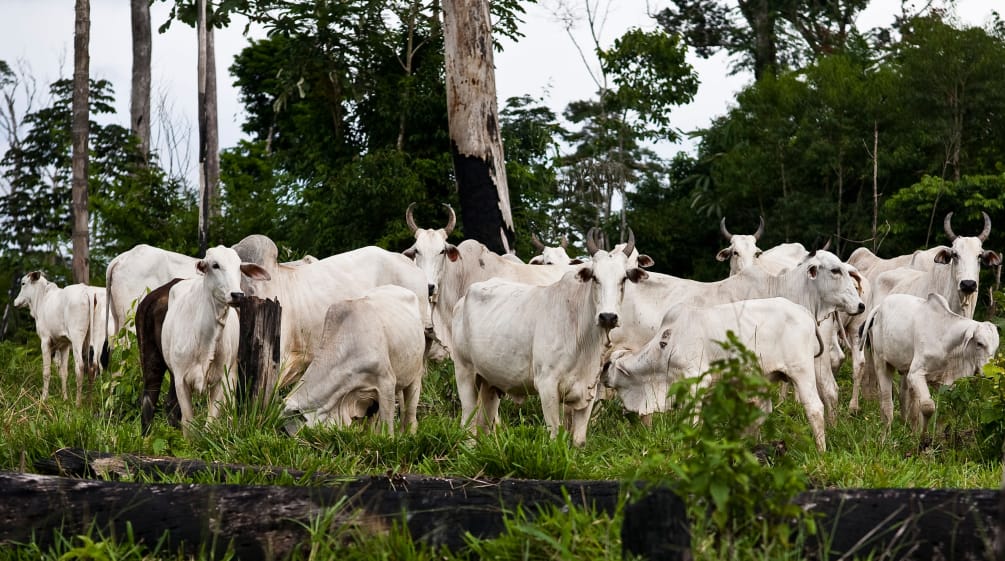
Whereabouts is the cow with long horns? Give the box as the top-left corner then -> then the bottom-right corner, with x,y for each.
529,234 -> 581,265
717,216 -> 809,275
450,228 -> 648,446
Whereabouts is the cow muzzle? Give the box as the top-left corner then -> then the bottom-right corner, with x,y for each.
597,313 -> 619,329
960,280 -> 978,294
228,291 -> 246,306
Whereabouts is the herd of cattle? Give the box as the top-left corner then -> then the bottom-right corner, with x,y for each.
12,205 -> 1002,452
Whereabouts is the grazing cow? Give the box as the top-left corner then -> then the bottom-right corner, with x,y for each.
615,250 -> 864,422
860,293 -> 999,440
232,234 -> 432,388
716,216 -> 809,275
450,229 -> 649,446
602,298 -> 828,451
283,285 -> 426,434
14,272 -> 105,405
136,278 -> 184,435
161,246 -> 270,435
529,234 -> 581,265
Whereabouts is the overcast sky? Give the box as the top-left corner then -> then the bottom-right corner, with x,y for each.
1,0 -> 999,183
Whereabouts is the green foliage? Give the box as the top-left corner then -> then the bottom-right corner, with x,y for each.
651,334 -> 811,546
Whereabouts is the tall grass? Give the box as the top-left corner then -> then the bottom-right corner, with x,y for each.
0,333 -> 1002,559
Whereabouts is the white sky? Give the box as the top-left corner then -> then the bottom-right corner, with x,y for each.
0,0 -> 999,182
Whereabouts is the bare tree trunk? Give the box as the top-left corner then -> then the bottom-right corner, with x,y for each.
872,120 -> 878,251
71,0 -> 90,283
130,0 -> 152,161
196,0 -> 219,255
441,0 -> 514,255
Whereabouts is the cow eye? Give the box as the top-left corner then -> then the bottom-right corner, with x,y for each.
212,263 -> 220,269
439,249 -> 446,255
831,268 -> 840,275
754,251 -> 763,257
659,341 -> 667,349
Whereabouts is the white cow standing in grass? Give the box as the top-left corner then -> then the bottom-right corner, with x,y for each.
14,272 -> 106,405
602,298 -> 828,452
860,292 -> 1000,441
283,285 -> 427,434
449,229 -> 649,446
161,246 -> 270,436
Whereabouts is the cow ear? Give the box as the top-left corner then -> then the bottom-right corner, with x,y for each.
528,256 -> 544,265
28,271 -> 41,282
576,267 -> 594,283
715,248 -> 732,262
627,268 -> 648,283
981,250 -> 1001,267
196,260 -> 208,275
636,254 -> 654,268
807,264 -> 818,279
848,269 -> 864,294
402,247 -> 417,260
934,248 -> 954,264
445,244 -> 461,262
240,263 -> 271,281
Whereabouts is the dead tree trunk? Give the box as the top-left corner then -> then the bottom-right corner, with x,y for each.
441,0 -> 515,255
236,296 -> 281,406
196,0 -> 220,255
71,0 -> 90,283
130,0 -> 151,161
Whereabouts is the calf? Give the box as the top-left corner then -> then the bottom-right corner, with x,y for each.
161,246 -> 269,435
14,272 -> 104,405
602,298 -> 827,452
283,285 -> 426,434
861,293 -> 999,440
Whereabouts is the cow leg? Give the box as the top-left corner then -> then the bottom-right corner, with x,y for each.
174,378 -> 195,437
70,342 -> 85,407
903,369 -> 935,438
537,382 -> 563,440
874,359 -> 895,431
789,370 -> 827,453
55,346 -> 70,401
568,401 -> 596,447
476,381 -> 501,434
814,353 -> 839,425
400,380 -> 422,435
453,361 -> 480,433
39,339 -> 53,401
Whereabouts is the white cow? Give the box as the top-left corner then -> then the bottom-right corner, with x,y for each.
615,250 -> 864,422
529,234 -> 581,265
231,234 -> 432,388
602,298 -> 828,451
860,293 -> 999,439
450,229 -> 649,446
161,246 -> 270,435
14,272 -> 106,405
716,216 -> 809,275
283,285 -> 426,434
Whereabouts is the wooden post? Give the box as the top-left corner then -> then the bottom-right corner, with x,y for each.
236,296 -> 281,406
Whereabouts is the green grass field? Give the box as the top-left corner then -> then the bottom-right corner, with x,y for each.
0,333 -> 1002,559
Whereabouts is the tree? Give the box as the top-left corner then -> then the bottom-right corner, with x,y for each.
441,0 -> 514,254
71,0 -> 90,283
196,0 -> 220,255
131,0 -> 152,160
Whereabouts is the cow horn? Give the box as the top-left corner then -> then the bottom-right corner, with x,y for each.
442,204 -> 456,236
719,217 -> 732,241
979,211 -> 992,242
820,238 -> 831,252
560,235 -> 569,249
405,203 -> 419,233
586,227 -> 601,256
754,216 -> 765,241
944,212 -> 957,242
623,228 -> 636,257
531,233 -> 545,251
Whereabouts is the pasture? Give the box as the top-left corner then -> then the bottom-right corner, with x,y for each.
0,323 -> 1003,559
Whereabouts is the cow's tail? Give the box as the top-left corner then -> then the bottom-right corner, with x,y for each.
82,291 -> 96,380
104,259 -> 118,367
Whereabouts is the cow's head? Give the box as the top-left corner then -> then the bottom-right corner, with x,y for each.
529,234 -> 582,265
802,250 -> 865,315
934,212 -> 1000,306
576,228 -> 649,330
716,216 -> 765,275
601,326 -> 676,415
197,246 -> 271,308
13,271 -> 46,309
962,320 -> 1001,377
402,203 -> 459,299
